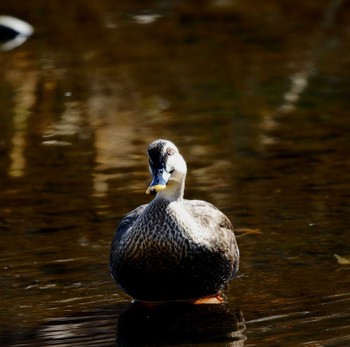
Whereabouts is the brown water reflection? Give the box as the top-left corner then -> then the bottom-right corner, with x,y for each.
1,1 -> 350,346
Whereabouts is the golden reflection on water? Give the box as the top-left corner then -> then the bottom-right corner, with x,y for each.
6,54 -> 37,177
259,0 -> 344,146
86,68 -> 149,201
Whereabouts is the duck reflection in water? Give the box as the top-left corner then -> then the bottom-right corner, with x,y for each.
117,301 -> 246,346
110,139 -> 240,303
14,301 -> 245,346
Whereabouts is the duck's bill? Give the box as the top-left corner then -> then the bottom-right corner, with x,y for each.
146,170 -> 170,195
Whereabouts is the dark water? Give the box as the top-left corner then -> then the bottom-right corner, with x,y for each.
1,1 -> 350,346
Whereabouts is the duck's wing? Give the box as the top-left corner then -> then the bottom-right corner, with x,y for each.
183,199 -> 239,276
114,204 -> 147,238
110,204 -> 147,270
109,204 -> 148,291
183,199 -> 234,233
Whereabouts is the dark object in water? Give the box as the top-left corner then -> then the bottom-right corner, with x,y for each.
0,15 -> 33,51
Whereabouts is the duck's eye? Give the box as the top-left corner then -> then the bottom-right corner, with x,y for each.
166,147 -> 175,156
169,168 -> 175,174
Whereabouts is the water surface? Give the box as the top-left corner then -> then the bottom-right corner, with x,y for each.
1,1 -> 350,346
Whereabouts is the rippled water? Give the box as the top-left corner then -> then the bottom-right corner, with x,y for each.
1,1 -> 350,346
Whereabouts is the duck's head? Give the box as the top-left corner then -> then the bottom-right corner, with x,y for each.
146,139 -> 187,197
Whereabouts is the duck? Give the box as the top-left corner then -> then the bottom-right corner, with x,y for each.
110,139 -> 239,303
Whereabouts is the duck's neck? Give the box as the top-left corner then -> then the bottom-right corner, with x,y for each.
155,179 -> 185,203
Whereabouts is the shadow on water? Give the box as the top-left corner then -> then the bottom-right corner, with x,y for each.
7,301 -> 245,347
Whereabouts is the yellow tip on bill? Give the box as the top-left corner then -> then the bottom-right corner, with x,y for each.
146,184 -> 167,195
